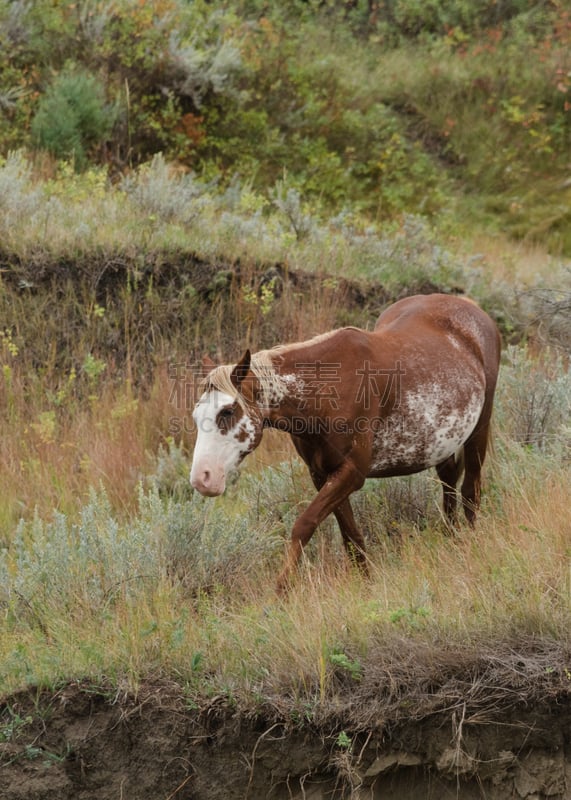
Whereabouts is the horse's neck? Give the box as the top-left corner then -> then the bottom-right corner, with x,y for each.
259,347 -> 315,428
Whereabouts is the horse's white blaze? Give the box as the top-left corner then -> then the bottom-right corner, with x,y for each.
190,390 -> 256,496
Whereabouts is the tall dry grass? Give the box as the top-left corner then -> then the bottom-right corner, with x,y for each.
1,158 -> 570,701
0,361 -> 178,528
1,339 -> 570,703
2,455 -> 569,702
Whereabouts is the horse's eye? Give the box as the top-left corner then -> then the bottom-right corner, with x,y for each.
218,407 -> 234,420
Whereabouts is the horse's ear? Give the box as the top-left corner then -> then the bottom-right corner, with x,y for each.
230,349 -> 251,389
200,354 -> 217,377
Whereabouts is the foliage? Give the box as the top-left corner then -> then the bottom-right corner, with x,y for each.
0,480 -> 282,620
0,149 -> 467,290
31,65 -> 115,169
380,0 -> 541,39
0,152 -> 43,230
496,345 -> 571,455
120,153 -> 210,223
0,0 -> 569,242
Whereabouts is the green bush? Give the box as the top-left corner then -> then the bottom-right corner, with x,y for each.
0,0 -> 569,247
31,66 -> 115,169
388,0 -> 538,38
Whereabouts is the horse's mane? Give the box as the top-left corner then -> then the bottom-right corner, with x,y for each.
200,330 -> 340,409
200,350 -> 287,410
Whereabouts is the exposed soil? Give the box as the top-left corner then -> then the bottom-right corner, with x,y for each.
0,247 -> 442,307
0,245 -> 467,376
2,244 -> 550,399
3,639 -> 571,799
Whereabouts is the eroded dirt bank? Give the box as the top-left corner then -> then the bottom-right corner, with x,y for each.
2,676 -> 571,800
0,246 -> 495,377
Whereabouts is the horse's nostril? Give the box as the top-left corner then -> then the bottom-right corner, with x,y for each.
203,470 -> 211,485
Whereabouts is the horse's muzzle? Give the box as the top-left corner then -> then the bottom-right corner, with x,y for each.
190,466 -> 225,496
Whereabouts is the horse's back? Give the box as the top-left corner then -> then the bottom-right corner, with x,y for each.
374,293 -> 493,336
374,293 -> 500,378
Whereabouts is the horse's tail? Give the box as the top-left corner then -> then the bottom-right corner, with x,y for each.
454,445 -> 465,484
460,412 -> 496,478
486,413 -> 496,461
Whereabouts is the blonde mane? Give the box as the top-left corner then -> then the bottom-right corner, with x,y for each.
200,350 -> 288,410
200,329 -> 341,410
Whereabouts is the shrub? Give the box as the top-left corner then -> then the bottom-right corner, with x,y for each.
167,33 -> 244,108
388,0 -> 537,38
0,151 -> 42,218
0,471 -> 287,622
496,345 -> 571,456
0,151 -> 44,249
349,214 -> 463,289
120,153 -> 210,223
31,65 -> 115,170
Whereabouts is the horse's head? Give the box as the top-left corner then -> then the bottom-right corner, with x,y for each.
190,350 -> 264,496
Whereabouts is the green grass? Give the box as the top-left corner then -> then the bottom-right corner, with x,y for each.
1,0 -> 571,713
1,347 -> 570,706
1,151 -> 567,295
2,2 -> 571,251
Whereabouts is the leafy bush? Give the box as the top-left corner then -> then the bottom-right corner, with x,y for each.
31,65 -> 115,169
167,33 -> 244,108
0,0 -> 568,244
388,0 -> 538,38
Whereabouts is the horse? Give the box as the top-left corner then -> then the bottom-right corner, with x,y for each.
190,293 -> 501,594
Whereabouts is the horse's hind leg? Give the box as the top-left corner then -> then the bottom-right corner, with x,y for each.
436,452 -> 464,527
334,498 -> 368,576
461,423 -> 491,526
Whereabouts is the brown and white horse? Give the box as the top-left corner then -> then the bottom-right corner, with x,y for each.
190,293 -> 501,593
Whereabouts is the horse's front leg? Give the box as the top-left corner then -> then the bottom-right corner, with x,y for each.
276,458 -> 365,595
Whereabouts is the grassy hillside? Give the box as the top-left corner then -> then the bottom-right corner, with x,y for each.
1,0 -> 571,750
1,163 -> 570,705
1,0 -> 570,250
